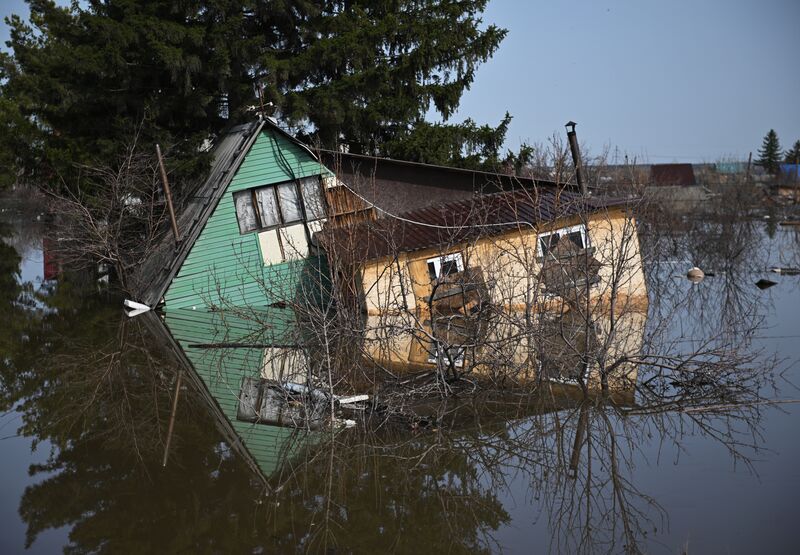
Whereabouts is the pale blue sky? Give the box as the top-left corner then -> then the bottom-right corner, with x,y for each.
2,0 -> 799,162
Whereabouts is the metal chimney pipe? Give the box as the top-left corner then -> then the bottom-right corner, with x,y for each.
565,121 -> 587,195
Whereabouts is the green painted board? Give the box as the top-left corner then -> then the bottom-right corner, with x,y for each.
164,127 -> 332,310
163,308 -> 313,478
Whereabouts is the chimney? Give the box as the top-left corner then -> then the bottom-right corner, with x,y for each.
565,121 -> 587,195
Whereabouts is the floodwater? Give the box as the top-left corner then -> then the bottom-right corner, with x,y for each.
1,197 -> 799,554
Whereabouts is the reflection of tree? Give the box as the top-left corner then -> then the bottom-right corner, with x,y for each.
264,425 -> 511,553
0,280 -> 277,552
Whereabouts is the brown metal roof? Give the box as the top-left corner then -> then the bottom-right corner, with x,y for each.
649,163 -> 696,186
320,187 -> 631,263
319,150 -> 563,217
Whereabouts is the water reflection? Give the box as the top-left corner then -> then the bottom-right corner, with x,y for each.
1,202 -> 798,553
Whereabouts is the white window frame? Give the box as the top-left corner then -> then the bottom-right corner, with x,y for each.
536,224 -> 589,258
426,252 -> 465,280
427,343 -> 465,368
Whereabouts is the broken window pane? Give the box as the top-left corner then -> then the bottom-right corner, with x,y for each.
255,187 -> 280,227
565,231 -> 585,249
233,191 -> 259,234
540,233 -> 561,257
427,261 -> 438,280
440,258 -> 460,276
277,182 -> 302,223
300,177 -> 326,220
539,225 -> 587,257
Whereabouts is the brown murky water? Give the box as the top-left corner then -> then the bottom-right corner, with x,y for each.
2,198 -> 799,554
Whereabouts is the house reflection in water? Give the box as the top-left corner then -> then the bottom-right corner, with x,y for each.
361,308 -> 646,398
142,309 -> 316,481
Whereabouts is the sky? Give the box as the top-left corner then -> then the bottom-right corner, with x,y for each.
2,0 -> 799,162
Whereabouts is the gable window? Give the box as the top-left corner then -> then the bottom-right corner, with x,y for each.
233,176 -> 328,265
234,191 -> 260,234
233,176 -> 326,234
537,224 -> 588,258
426,252 -> 465,281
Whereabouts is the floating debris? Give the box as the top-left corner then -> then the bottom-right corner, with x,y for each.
770,267 -> 800,276
686,267 -> 705,283
755,279 -> 777,290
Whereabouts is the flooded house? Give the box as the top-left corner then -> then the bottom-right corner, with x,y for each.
321,184 -> 648,390
129,117 -> 648,402
130,119 -> 547,312
132,118 -> 341,311
322,187 -> 648,316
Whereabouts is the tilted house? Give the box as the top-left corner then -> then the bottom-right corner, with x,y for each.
322,187 -> 648,316
321,186 -> 648,386
132,119 -> 548,312
133,118 -> 348,311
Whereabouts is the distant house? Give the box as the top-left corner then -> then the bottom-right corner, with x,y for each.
649,163 -> 696,186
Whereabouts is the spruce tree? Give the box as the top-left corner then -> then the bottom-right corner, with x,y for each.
1,0 -> 257,188
257,0 -> 507,155
0,0 -> 509,190
784,140 -> 800,164
757,129 -> 782,174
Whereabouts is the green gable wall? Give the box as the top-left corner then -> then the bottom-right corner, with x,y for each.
164,128 -> 330,310
163,308 -> 312,478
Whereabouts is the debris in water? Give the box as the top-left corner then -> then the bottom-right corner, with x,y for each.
755,279 -> 777,290
770,267 -> 800,276
686,267 -> 705,283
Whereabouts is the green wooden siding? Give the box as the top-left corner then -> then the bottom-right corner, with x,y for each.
164,308 -> 311,478
164,128 -> 331,310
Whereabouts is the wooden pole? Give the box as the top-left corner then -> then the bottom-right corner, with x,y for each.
156,144 -> 181,245
162,369 -> 183,468
745,152 -> 752,183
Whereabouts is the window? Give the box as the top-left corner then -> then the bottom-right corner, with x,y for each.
277,182 -> 302,223
233,176 -> 327,234
537,224 -> 588,258
234,191 -> 259,234
233,176 -> 328,266
426,252 -> 465,281
300,176 -> 326,220
255,187 -> 280,227
427,343 -> 465,368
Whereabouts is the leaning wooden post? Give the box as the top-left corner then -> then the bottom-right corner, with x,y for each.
161,369 -> 183,468
156,144 -> 181,245
745,151 -> 752,183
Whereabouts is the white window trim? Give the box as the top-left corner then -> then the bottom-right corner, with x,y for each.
427,343 -> 465,368
426,252 -> 465,279
536,224 -> 589,258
